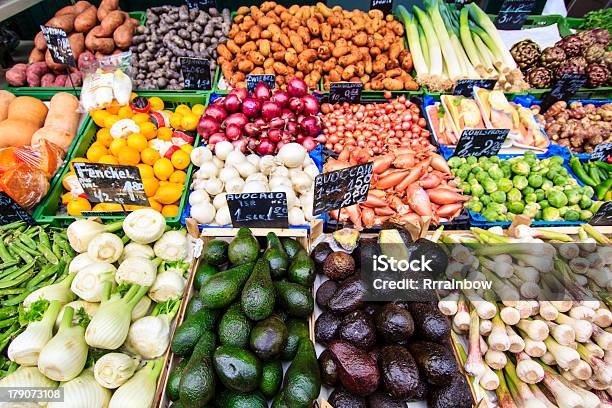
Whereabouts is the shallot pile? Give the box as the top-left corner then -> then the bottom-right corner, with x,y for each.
196,77 -> 320,155
318,95 -> 431,155
326,145 -> 468,229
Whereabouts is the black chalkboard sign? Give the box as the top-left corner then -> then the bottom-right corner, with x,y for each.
185,0 -> 215,9
589,201 -> 612,226
494,0 -> 536,30
40,26 -> 75,67
330,82 -> 362,104
180,57 -> 212,90
453,129 -> 509,158
81,211 -> 130,217
226,192 -> 288,228
453,79 -> 497,97
72,163 -> 148,206
540,74 -> 587,112
591,143 -> 612,163
246,74 -> 275,93
0,192 -> 35,225
313,162 -> 373,216
370,0 -> 393,15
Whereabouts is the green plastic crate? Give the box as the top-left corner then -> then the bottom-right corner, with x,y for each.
32,92 -> 208,226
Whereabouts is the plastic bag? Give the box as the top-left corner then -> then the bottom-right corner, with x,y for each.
79,52 -> 133,113
0,140 -> 64,179
0,163 -> 49,209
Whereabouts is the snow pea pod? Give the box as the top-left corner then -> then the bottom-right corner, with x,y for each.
0,239 -> 14,264
26,263 -> 61,289
0,221 -> 24,231
17,233 -> 38,251
0,317 -> 17,330
38,229 -> 51,249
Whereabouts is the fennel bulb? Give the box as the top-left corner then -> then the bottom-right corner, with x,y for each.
67,219 -> 123,253
115,257 -> 160,287
23,273 -> 76,309
93,352 -> 140,389
131,295 -> 152,321
71,262 -> 116,302
119,242 -> 154,262
153,230 -> 188,262
8,301 -> 62,366
126,300 -> 180,359
87,233 -> 124,263
108,358 -> 163,408
85,282 -> 149,350
148,270 -> 186,303
48,368 -> 111,408
0,366 -> 57,389
55,301 -> 99,330
123,209 -> 166,244
38,307 -> 88,381
69,252 -> 95,274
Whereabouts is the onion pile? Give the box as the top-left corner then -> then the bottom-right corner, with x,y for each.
196,77 -> 321,155
318,96 -> 431,155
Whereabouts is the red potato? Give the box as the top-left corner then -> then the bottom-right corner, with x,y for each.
53,75 -> 68,87
40,73 -> 56,87
26,62 -> 49,87
77,51 -> 96,70
5,64 -> 27,86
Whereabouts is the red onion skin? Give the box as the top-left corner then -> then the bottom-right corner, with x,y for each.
301,136 -> 317,152
269,117 -> 285,129
268,128 -> 282,143
197,116 -> 221,138
223,93 -> 242,113
257,139 -> 276,155
301,116 -> 321,137
271,91 -> 289,108
205,104 -> 228,122
230,87 -> 248,101
226,124 -> 242,141
281,108 -> 296,121
253,118 -> 266,128
231,139 -> 246,153
261,101 -> 282,121
243,122 -> 260,137
315,135 -> 327,143
301,94 -> 319,116
296,135 -> 305,144
288,97 -> 304,114
241,97 -> 261,118
208,133 -> 228,145
287,77 -> 308,97
224,113 -> 249,129
247,137 -> 258,152
254,82 -> 272,102
285,121 -> 299,136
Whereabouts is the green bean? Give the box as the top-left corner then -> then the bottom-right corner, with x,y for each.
17,233 -> 38,251
0,221 -> 24,231
38,229 -> 51,249
0,261 -> 19,270
27,264 -> 60,289
0,239 -> 14,264
0,266 -> 35,289
2,289 -> 34,306
0,317 -> 17,330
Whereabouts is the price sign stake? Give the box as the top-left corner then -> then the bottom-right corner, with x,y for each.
590,201 -> 612,227
494,0 -> 536,30
453,79 -> 497,97
180,57 -> 212,90
313,162 -> 373,216
329,82 -> 362,104
0,192 -> 35,225
226,192 -> 289,228
540,74 -> 587,112
73,163 -> 148,207
453,129 -> 509,158
246,74 -> 275,93
591,143 -> 612,163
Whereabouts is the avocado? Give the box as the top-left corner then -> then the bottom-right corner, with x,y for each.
318,349 -> 338,387
184,296 -> 206,319
408,238 -> 448,278
363,303 -> 380,318
408,340 -> 457,386
316,279 -> 338,309
218,303 -> 252,348
200,262 -> 255,309
311,242 -> 333,272
287,249 -> 316,287
194,263 -> 219,291
338,310 -> 376,350
178,331 -> 217,408
166,358 -> 188,401
406,302 -> 451,343
213,345 -> 262,393
241,258 -> 275,321
367,391 -> 405,408
228,228 -> 260,266
202,239 -> 229,266
249,315 -> 288,361
323,251 -> 355,281
281,318 -> 309,361
280,237 -> 303,260
329,387 -> 367,408
171,308 -> 220,357
427,374 -> 473,408
379,345 -> 423,399
327,276 -> 366,315
332,228 -> 360,251
273,280 -> 313,317
214,389 -> 267,408
170,402 -> 186,408
275,339 -> 320,408
263,232 -> 289,279
314,311 -> 340,345
374,303 -> 415,343
259,360 -> 283,399
328,340 -> 379,397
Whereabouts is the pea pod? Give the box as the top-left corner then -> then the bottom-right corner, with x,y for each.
0,222 -> 24,231
596,178 -> 612,200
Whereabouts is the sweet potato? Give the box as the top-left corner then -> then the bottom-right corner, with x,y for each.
5,64 -> 27,86
74,5 -> 98,33
74,1 -> 93,14
45,14 -> 76,33
53,75 -> 68,87
100,10 -> 125,36
55,5 -> 75,16
77,50 -> 96,70
68,32 -> 85,61
26,62 -> 49,87
34,32 -> 47,51
85,26 -> 115,54
112,20 -> 133,49
40,73 -> 56,87
28,48 -> 45,64
97,0 -> 119,21
45,50 -> 66,72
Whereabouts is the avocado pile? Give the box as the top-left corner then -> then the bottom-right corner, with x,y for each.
167,228 -> 320,408
313,232 -> 473,408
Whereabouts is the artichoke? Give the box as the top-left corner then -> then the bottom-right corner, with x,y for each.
555,56 -> 588,77
540,46 -> 566,70
510,39 -> 541,71
586,63 -> 610,88
555,34 -> 585,58
585,44 -> 606,64
526,67 -> 553,89
603,51 -> 612,71
589,28 -> 611,47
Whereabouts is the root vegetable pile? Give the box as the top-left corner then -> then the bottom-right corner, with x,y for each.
217,1 -> 417,91
130,6 -> 230,90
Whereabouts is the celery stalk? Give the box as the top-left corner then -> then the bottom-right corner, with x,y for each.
413,5 -> 442,76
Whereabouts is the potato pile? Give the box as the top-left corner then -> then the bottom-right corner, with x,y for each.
130,6 -> 230,90
5,0 -> 138,88
217,1 -> 418,91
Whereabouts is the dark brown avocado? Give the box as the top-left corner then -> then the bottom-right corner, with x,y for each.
328,340 -> 380,397
316,280 -> 338,309
379,345 -> 423,400
323,252 -> 355,281
367,391 -> 405,408
327,276 -> 367,315
318,349 -> 338,387
406,302 -> 451,343
314,311 -> 341,345
329,387 -> 367,408
408,340 -> 457,386
338,310 -> 376,350
427,373 -> 473,408
375,303 -> 415,343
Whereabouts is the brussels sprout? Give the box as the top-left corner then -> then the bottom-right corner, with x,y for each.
476,172 -> 490,184
500,162 -> 512,178
497,178 -> 513,193
459,163 -> 471,173
470,184 -> 484,197
564,210 -> 580,221
482,161 -> 493,172
546,190 -> 568,208
489,203 -> 507,214
523,151 -> 537,166
535,189 -> 545,202
481,209 -> 498,221
528,174 -> 543,188
489,156 -> 500,164
491,191 -> 507,204
507,201 -> 525,214
565,189 -> 582,205
546,167 -> 560,180
553,175 -> 568,186
488,165 -> 504,180
447,156 -> 463,168
511,160 -> 530,176
483,179 -> 498,194
542,207 -> 561,221
467,200 -> 483,213
512,175 -> 529,190
466,156 -> 478,165
559,206 -> 569,217
523,203 -> 540,218
580,210 -> 593,221
582,186 -> 595,197
539,200 -> 550,210
541,180 -> 554,191
472,166 -> 484,175
507,188 -> 522,202
481,196 -> 492,206
550,156 -> 564,166
525,193 -> 537,204
478,156 -> 489,164
522,186 -> 534,196
455,168 -> 468,180
468,174 -> 477,183
458,182 -> 471,195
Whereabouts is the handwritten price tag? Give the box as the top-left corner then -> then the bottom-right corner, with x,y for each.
494,0 -> 536,30
226,192 -> 288,228
246,74 -> 275,93
453,129 -> 509,158
180,57 -> 212,90
329,82 -> 362,104
73,163 -> 148,207
313,162 -> 373,216
40,26 -> 75,67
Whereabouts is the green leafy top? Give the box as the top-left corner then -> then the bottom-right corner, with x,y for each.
75,307 -> 91,329
18,299 -> 49,326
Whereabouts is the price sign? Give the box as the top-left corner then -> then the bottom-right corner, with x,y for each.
0,192 -> 35,225
370,0 -> 393,15
226,192 -> 288,228
246,74 -> 275,93
589,201 -> 612,226
494,0 -> 536,30
540,74 -> 587,112
453,129 -> 509,158
313,162 -> 373,216
40,26 -> 75,67
73,163 -> 148,206
180,57 -> 212,90
453,79 -> 497,97
591,143 -> 612,163
185,0 -> 215,9
329,82 -> 362,104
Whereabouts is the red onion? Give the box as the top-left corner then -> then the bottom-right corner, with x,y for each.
301,94 -> 319,115
243,122 -> 260,137
288,97 -> 304,114
226,124 -> 242,141
208,132 -> 228,145
223,93 -> 242,113
287,77 -> 308,97
241,97 -> 261,118
257,139 -> 276,155
254,82 -> 271,102
268,128 -> 282,143
285,121 -> 298,136
261,101 -> 282,121
204,104 -> 228,122
197,116 -> 221,138
253,117 -> 266,128
232,139 -> 247,153
301,136 -> 317,152
296,135 -> 305,144
301,116 -> 321,137
281,108 -> 296,121
230,87 -> 247,101
271,91 -> 289,108
224,113 -> 249,129
269,117 -> 285,129
247,137 -> 258,152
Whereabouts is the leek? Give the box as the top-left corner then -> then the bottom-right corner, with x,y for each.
417,26 -> 430,68
425,0 -> 461,79
49,368 -> 112,408
466,3 -> 517,69
459,7 -> 481,68
108,358 -> 164,408
398,6 -> 428,77
413,6 -> 442,76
